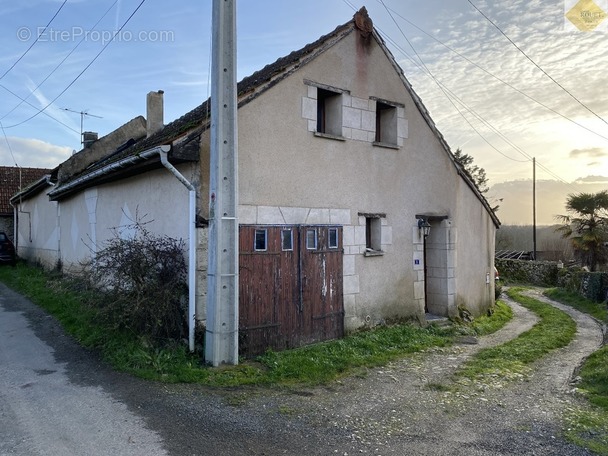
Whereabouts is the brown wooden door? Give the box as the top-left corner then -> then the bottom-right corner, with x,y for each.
238,225 -> 344,356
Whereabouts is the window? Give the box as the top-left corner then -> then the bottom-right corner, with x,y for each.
375,101 -> 398,145
365,217 -> 382,252
254,229 -> 267,251
306,229 -> 317,250
281,229 -> 293,251
328,227 -> 339,249
317,88 -> 342,136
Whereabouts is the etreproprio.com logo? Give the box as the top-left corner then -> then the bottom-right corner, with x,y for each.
16,26 -> 174,45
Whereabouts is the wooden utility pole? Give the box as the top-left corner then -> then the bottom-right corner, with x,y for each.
205,0 -> 239,366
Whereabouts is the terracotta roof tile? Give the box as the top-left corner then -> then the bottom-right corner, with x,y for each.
0,166 -> 51,215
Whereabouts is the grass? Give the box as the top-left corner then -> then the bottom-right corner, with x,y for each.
470,298 -> 513,336
4,263 -> 606,451
456,287 -> 577,382
0,262 -> 512,387
542,287 -> 608,454
544,288 -> 608,323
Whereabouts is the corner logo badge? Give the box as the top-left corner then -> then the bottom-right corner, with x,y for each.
565,0 -> 607,31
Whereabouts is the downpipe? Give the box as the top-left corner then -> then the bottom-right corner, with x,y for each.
158,146 -> 197,353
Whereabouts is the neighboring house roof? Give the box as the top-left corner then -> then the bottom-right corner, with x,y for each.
0,166 -> 52,215
48,8 -> 500,227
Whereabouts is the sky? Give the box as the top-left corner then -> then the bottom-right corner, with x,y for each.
0,0 -> 607,225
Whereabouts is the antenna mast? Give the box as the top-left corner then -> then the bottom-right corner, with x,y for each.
62,108 -> 103,146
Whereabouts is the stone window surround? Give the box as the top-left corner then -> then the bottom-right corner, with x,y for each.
301,79 -> 409,146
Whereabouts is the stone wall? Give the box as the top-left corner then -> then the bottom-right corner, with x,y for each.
495,258 -> 558,287
557,268 -> 608,302
496,258 -> 608,302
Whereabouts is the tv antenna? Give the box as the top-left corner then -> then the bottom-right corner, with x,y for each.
62,108 -> 103,146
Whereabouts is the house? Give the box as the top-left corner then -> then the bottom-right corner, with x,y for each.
12,8 -> 500,356
0,166 -> 52,241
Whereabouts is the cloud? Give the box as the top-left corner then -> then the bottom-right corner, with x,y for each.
569,147 -> 607,158
0,136 -> 72,168
490,176 -> 608,225
574,175 -> 608,183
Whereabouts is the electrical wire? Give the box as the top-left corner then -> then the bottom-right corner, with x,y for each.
0,121 -> 18,167
0,0 -> 68,81
380,2 -> 608,143
0,83 -> 79,134
2,0 -> 148,129
370,1 -> 580,191
467,0 -> 608,127
0,1 -> 118,121
378,0 -> 528,163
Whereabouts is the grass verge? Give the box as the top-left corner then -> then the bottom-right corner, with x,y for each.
543,287 -> 608,454
0,262 -> 512,386
456,287 -> 576,383
544,288 -> 608,323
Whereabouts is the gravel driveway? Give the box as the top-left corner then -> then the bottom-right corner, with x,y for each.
1,283 -> 604,455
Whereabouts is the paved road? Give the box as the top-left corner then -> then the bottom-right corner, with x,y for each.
0,282 -> 341,455
0,282 -> 605,455
0,283 -> 167,456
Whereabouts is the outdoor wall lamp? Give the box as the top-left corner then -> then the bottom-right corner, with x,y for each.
418,218 -> 431,238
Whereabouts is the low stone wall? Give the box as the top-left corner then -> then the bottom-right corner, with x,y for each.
496,258 -> 608,302
495,258 -> 558,287
557,268 -> 608,302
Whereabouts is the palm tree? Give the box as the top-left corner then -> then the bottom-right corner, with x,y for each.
555,190 -> 608,271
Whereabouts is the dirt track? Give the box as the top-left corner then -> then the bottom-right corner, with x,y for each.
231,288 -> 605,455
1,283 -> 605,455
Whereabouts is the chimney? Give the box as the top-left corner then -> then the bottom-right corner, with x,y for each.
146,90 -> 164,138
82,131 -> 98,148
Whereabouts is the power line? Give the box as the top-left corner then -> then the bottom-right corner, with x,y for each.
380,2 -> 608,143
377,0 -> 529,163
0,83 -> 79,134
0,1 -> 118,121
467,0 -> 608,128
0,121 -> 18,167
362,1 -> 580,191
0,0 -> 68,81
2,0 -> 148,130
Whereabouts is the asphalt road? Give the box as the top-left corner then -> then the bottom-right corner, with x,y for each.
0,282 -> 604,455
0,282 -> 346,456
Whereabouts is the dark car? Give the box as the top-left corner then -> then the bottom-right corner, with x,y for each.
0,232 -> 16,266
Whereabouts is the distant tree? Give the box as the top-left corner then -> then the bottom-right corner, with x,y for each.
452,148 -> 498,212
555,190 -> 608,271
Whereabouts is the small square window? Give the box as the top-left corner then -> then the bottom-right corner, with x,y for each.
328,228 -> 339,249
375,101 -> 398,145
317,88 -> 342,136
306,229 -> 317,250
281,229 -> 293,251
254,229 -> 267,251
365,217 -> 382,251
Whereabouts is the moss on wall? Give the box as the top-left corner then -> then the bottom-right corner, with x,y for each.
495,258 -> 558,287
496,258 -> 608,302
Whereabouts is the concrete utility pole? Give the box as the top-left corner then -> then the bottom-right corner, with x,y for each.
205,0 -> 239,366
533,157 -> 537,260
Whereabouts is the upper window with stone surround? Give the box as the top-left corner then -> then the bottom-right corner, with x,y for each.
302,81 -> 408,146
375,101 -> 398,146
316,88 -> 343,137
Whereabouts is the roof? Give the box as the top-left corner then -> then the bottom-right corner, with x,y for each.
50,7 -> 500,227
0,166 -> 52,215
56,16 -> 356,182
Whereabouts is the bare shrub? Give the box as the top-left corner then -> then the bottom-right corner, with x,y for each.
83,220 -> 188,344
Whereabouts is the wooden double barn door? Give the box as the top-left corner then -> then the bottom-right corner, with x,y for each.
239,225 -> 344,357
